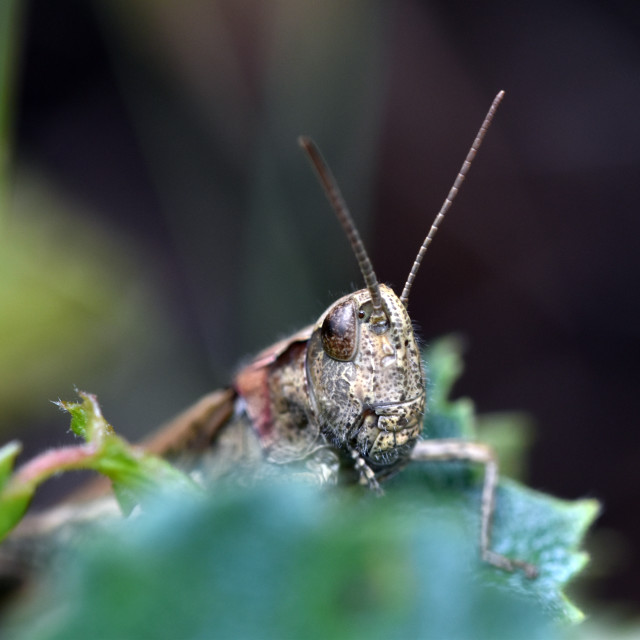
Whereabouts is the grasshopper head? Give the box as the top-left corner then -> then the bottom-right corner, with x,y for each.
306,284 -> 424,466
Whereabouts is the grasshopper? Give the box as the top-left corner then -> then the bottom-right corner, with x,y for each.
6,91 -> 536,580
139,90 -> 536,578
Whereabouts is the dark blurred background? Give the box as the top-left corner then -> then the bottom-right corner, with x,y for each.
1,0 -> 638,617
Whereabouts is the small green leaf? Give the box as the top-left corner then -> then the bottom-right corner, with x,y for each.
425,334 -> 466,407
54,391 -> 114,442
92,437 -> 201,514
0,442 -> 32,538
0,488 -> 32,542
0,391 -> 199,539
56,392 -> 201,512
0,440 -> 21,490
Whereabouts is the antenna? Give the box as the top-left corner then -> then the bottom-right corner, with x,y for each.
399,90 -> 505,307
298,136 -> 383,313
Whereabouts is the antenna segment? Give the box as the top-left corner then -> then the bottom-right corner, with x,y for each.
399,90 -> 505,307
298,136 -> 383,312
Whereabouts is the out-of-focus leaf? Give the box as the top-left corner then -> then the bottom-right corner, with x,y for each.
476,412 -> 536,480
4,483 -> 561,640
392,336 -> 599,622
0,441 -> 20,490
395,465 -> 597,623
0,441 -> 29,537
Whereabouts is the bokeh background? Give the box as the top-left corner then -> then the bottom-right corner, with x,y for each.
1,0 -> 638,617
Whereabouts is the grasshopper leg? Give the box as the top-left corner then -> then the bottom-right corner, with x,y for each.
410,439 -> 538,579
349,449 -> 383,496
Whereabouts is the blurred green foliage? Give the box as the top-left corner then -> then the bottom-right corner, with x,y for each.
5,484 -> 562,640
1,339 -> 598,637
0,177 -> 150,424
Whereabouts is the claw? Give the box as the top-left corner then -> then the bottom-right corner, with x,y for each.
483,550 -> 538,579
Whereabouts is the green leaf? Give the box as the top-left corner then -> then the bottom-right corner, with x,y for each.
0,488 -> 32,542
0,440 -> 30,539
0,440 -> 20,490
402,337 -> 600,622
54,391 -> 114,441
94,436 -> 201,514
480,481 -> 599,622
476,412 -> 535,480
424,335 -> 476,440
3,484 -> 562,640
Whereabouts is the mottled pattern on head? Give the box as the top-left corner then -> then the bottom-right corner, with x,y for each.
306,284 -> 424,464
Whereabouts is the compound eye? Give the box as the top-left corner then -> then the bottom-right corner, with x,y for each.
321,299 -> 358,361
